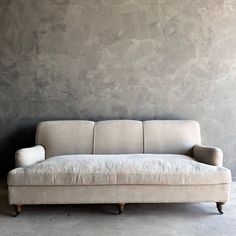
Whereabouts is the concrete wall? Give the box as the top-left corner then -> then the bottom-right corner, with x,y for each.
0,0 -> 236,178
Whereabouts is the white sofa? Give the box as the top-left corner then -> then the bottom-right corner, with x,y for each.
7,120 -> 232,215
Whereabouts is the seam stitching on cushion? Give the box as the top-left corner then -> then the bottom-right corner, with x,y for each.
93,122 -> 96,154
142,121 -> 144,154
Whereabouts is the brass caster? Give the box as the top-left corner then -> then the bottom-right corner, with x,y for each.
13,205 -> 22,217
117,203 -> 125,214
216,202 -> 225,215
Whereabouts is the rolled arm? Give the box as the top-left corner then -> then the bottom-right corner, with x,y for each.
15,145 -> 45,167
193,144 -> 223,166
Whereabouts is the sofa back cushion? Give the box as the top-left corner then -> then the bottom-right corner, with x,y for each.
35,120 -> 201,158
93,120 -> 143,154
144,120 -> 201,155
36,121 -> 95,158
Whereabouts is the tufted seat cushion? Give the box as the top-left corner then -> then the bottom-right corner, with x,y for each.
8,154 -> 231,186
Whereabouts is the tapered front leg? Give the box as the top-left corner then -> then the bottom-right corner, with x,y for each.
117,203 -> 125,214
216,202 -> 225,214
14,205 -> 22,217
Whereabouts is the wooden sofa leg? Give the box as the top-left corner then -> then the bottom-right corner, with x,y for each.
14,205 -> 22,217
117,203 -> 125,214
216,202 -> 225,215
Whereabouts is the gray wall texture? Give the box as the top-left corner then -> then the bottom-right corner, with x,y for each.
0,0 -> 236,178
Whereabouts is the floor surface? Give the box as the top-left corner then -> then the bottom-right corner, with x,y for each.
0,182 -> 236,236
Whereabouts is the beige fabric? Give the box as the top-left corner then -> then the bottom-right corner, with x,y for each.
8,154 -> 231,186
8,184 -> 230,205
36,120 -> 95,158
35,120 -> 202,157
15,145 -> 45,168
193,144 -> 223,166
144,120 -> 201,155
8,119 -> 232,207
94,120 -> 143,154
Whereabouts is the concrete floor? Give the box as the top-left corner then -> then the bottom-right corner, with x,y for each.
0,183 -> 236,236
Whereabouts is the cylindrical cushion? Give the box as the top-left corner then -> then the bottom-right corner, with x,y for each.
15,145 -> 45,167
193,144 -> 223,166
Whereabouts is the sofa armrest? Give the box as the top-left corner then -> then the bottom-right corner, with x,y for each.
193,144 -> 223,166
15,145 -> 45,167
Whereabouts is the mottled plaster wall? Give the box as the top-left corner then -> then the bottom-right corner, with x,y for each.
0,0 -> 236,177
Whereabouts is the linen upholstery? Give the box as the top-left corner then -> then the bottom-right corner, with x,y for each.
8,154 -> 231,186
193,144 -> 223,166
36,120 -> 95,158
8,184 -> 230,205
144,120 -> 201,155
8,119 -> 232,207
94,120 -> 143,154
15,145 -> 45,168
